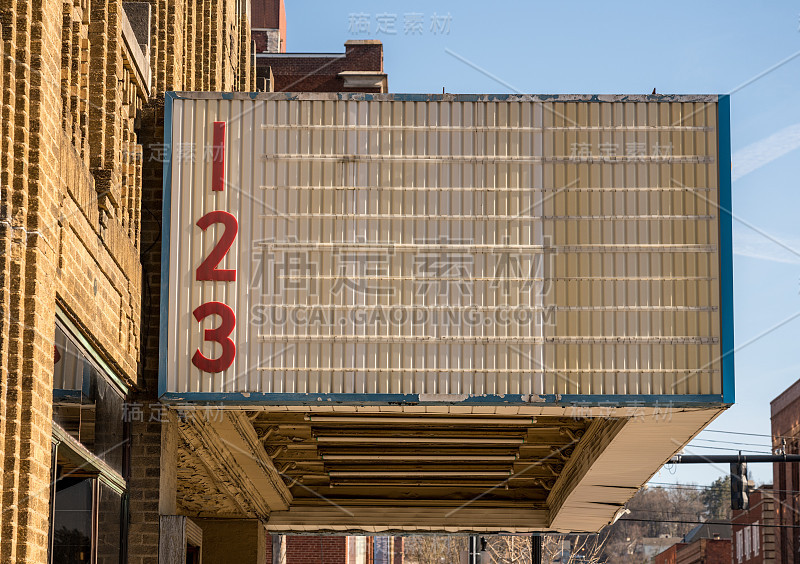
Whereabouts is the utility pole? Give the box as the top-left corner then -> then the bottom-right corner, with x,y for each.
468,535 -> 483,564
531,534 -> 542,564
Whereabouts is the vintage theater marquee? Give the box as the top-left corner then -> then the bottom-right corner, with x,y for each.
159,93 -> 733,532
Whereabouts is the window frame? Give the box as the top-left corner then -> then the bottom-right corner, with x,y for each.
49,312 -> 130,564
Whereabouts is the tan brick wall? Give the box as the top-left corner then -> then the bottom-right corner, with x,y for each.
150,0 -> 253,94
0,0 -> 62,559
0,19 -> 7,544
0,0 -> 254,557
55,129 -> 142,379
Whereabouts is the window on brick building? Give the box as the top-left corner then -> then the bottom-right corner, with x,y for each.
49,319 -> 130,564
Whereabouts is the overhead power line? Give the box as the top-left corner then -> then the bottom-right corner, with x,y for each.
671,453 -> 800,464
620,518 -> 800,530
703,428 -> 799,442
675,445 -> 773,455
646,482 -> 800,497
693,438 -> 775,449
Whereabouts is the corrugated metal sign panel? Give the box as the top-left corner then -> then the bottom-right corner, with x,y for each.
160,93 -> 732,404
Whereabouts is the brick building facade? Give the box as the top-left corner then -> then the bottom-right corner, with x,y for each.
656,543 -> 686,564
283,536 -> 347,564
655,538 -> 731,564
256,40 -> 387,93
771,379 -> 800,564
265,535 -> 404,564
732,488 -> 777,564
655,523 -> 732,564
250,0 -> 386,93
251,0 -> 284,53
676,539 -> 732,564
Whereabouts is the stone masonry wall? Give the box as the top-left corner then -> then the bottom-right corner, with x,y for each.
0,0 -> 62,559
0,0 -> 253,559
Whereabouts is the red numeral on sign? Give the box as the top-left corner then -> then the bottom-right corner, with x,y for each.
192,121 -> 236,374
196,210 -> 238,281
192,301 -> 236,373
212,121 -> 226,192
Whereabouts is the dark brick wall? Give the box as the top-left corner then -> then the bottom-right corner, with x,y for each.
674,539 -> 731,564
732,489 -> 776,564
266,535 -> 404,563
705,539 -> 733,564
252,0 -> 285,52
252,0 -> 284,31
393,537 -> 404,564
257,41 -> 384,92
655,543 -> 683,564
127,95 -> 165,564
771,381 -> 800,564
285,536 -> 347,564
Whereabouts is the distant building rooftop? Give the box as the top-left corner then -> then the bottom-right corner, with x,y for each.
255,40 -> 387,93
683,521 -> 732,543
250,0 -> 387,93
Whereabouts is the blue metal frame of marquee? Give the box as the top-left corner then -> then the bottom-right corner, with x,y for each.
158,92 -> 735,407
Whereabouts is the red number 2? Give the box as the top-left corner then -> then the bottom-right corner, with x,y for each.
192,301 -> 236,373
196,210 -> 238,281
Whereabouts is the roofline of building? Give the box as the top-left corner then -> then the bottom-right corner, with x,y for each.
255,53 -> 347,58
771,378 -> 800,415
168,92 -> 719,102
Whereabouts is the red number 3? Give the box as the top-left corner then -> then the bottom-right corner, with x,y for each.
192,301 -> 236,373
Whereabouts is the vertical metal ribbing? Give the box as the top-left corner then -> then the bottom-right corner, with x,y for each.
165,96 -> 724,400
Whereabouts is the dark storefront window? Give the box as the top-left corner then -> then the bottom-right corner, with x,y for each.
51,477 -> 93,563
50,320 -> 129,564
53,325 -> 127,475
96,481 -> 123,563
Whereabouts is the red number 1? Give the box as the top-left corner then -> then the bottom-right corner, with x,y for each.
192,301 -> 236,373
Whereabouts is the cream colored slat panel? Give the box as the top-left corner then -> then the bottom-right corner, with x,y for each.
165,97 -> 723,398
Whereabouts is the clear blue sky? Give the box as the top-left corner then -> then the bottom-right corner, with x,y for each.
285,0 -> 800,487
